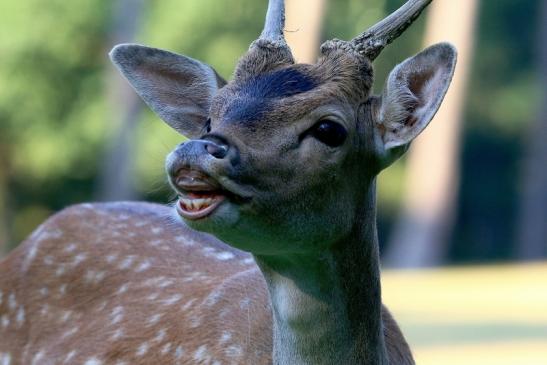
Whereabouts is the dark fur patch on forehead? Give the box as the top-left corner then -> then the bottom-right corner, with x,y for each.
237,67 -> 318,99
222,67 -> 319,124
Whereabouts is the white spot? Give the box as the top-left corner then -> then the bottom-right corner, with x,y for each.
243,257 -> 255,265
117,284 -> 129,294
15,306 -> 25,326
106,253 -> 118,264
161,342 -> 172,354
55,265 -> 66,277
84,358 -> 103,365
71,253 -> 87,267
39,287 -> 49,297
61,326 -> 79,339
61,310 -> 72,322
0,315 -> 8,329
205,290 -> 223,307
97,300 -> 108,311
110,306 -> 124,324
175,236 -> 195,246
0,352 -> 11,365
225,345 -> 243,358
8,293 -> 16,310
59,284 -> 68,296
39,304 -> 49,317
240,297 -> 251,309
193,345 -> 209,361
151,227 -> 163,235
43,255 -> 54,265
175,346 -> 184,359
220,331 -> 232,344
146,313 -> 163,326
143,276 -> 172,288
0,291 -> 2,305
158,279 -> 174,288
147,292 -> 160,301
63,243 -> 77,253
134,221 -> 147,227
118,214 -> 130,221
215,251 -> 235,261
135,260 -> 151,273
111,328 -> 124,340
180,299 -> 197,311
153,328 -> 167,343
136,342 -> 149,356
161,294 -> 182,306
118,255 -> 135,270
95,271 -> 106,282
23,226 -> 63,272
85,270 -> 106,284
63,351 -> 76,364
149,239 -> 162,247
31,350 -> 44,365
190,316 -> 202,328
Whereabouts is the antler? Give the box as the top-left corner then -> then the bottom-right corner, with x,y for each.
260,0 -> 287,43
235,0 -> 293,78
324,0 -> 432,61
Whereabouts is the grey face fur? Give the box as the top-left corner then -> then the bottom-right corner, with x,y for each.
110,40 -> 456,255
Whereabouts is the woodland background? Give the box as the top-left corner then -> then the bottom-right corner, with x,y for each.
0,0 -> 545,266
1,1 -> 546,363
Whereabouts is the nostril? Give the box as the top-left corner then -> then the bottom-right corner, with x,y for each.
205,142 -> 228,159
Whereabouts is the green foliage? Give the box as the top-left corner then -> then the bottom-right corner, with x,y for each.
0,0 -> 542,263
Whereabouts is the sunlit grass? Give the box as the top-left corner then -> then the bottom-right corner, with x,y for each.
383,263 -> 547,365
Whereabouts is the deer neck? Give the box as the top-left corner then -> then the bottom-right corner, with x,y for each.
254,180 -> 388,365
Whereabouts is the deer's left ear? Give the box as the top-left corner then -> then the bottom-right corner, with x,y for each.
375,43 -> 457,162
110,44 -> 226,139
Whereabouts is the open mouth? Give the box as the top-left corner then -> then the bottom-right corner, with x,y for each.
173,169 -> 249,220
176,191 -> 226,220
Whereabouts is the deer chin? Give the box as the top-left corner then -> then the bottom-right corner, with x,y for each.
176,192 -> 227,220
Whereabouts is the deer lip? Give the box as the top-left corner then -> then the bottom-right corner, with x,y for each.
176,191 -> 226,220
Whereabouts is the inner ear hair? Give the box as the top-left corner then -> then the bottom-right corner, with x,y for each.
378,42 -> 457,150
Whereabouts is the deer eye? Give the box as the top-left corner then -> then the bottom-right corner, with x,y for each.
310,120 -> 347,147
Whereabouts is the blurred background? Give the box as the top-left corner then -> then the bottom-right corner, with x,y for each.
0,0 -> 545,363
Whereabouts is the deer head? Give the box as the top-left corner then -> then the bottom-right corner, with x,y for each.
110,0 -> 456,256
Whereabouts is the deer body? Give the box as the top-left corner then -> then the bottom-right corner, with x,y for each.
1,1 -> 457,364
0,202 -> 410,364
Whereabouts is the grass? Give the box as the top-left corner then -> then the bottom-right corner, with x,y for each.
382,262 -> 547,365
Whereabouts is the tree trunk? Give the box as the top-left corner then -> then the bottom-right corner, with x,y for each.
516,0 -> 547,260
285,0 -> 327,64
96,0 -> 145,201
385,0 -> 478,268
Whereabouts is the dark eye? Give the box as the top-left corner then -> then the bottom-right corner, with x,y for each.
310,120 -> 347,147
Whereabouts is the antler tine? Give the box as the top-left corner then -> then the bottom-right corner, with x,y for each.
352,0 -> 432,60
260,0 -> 287,42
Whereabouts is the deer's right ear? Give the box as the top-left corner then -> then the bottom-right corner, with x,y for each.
110,44 -> 226,139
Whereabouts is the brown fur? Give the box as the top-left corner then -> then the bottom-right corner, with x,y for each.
0,202 -> 413,364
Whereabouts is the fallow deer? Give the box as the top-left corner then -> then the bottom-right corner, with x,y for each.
0,0 -> 456,364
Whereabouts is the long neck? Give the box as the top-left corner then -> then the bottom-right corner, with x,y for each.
254,180 -> 388,365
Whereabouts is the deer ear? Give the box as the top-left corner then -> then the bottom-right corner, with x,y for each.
375,43 -> 457,162
110,44 -> 226,139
